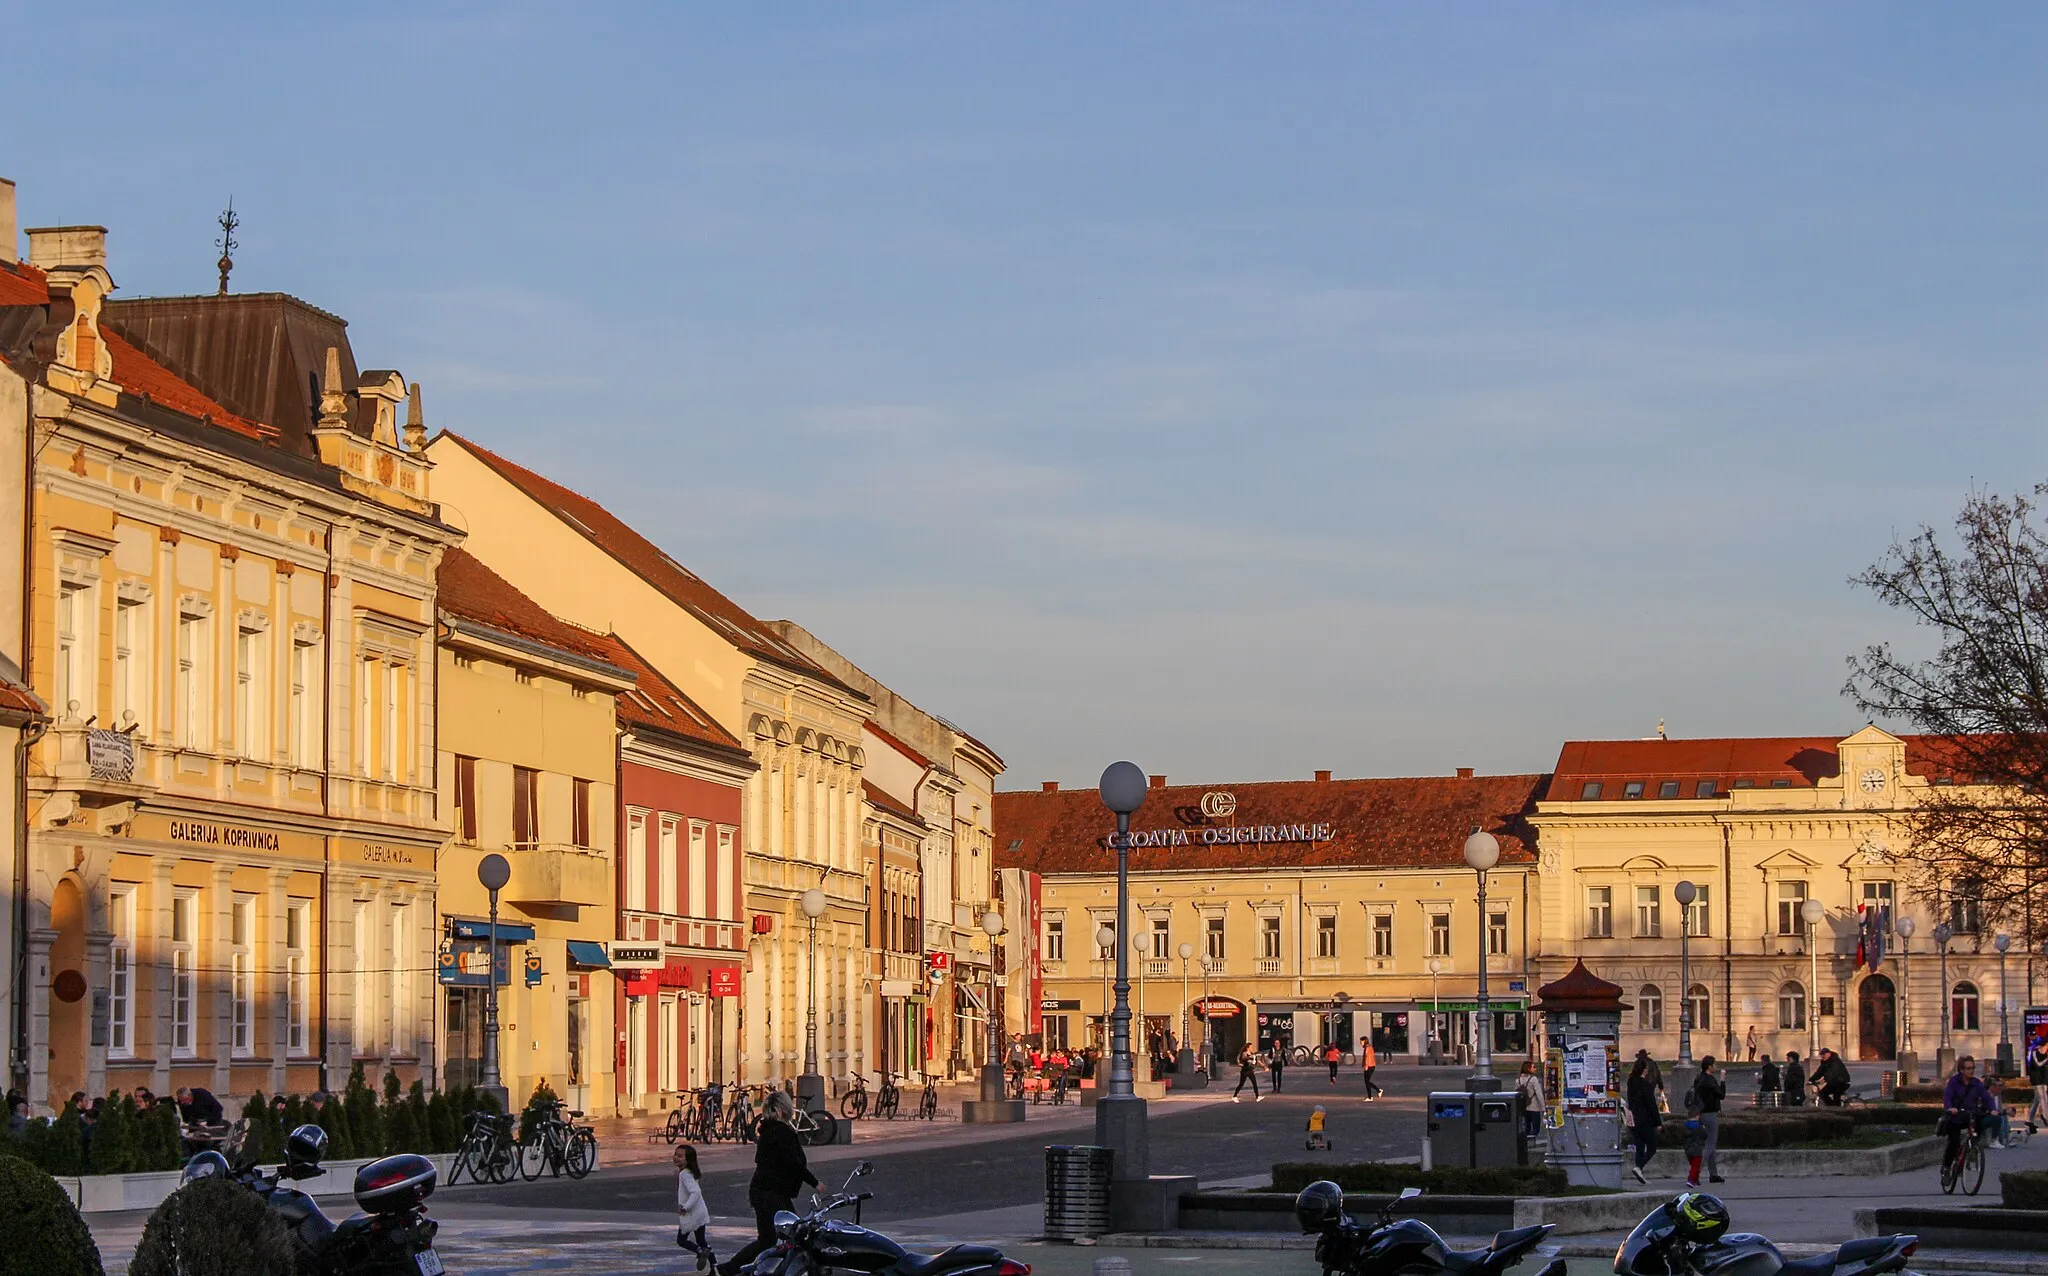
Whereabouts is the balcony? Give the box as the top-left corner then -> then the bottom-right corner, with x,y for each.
506,843 -> 610,908
1256,959 -> 1284,976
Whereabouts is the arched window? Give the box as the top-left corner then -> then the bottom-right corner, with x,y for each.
1777,981 -> 1806,1031
1638,984 -> 1663,1032
1685,983 -> 1712,1034
1951,981 -> 1981,1032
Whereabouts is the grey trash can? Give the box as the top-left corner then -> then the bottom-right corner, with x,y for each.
1044,1144 -> 1113,1238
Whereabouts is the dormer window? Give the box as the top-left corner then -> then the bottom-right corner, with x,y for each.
1622,781 -> 1645,799
1695,780 -> 1718,798
1579,782 -> 1603,800
1658,781 -> 1680,798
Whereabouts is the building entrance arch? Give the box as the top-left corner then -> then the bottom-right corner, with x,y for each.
48,876 -> 89,1102
1193,996 -> 1246,1068
1858,972 -> 1897,1061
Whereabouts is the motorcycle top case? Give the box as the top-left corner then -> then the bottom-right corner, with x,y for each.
353,1153 -> 438,1214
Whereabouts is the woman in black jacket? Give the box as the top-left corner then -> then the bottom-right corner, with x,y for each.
720,1093 -> 820,1276
1625,1056 -> 1662,1185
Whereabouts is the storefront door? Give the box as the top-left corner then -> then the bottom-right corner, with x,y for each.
1369,1011 -> 1411,1055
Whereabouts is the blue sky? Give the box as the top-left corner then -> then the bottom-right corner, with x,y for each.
8,5 -> 2045,787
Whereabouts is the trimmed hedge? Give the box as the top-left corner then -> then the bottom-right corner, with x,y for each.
1272,1162 -> 1567,1197
0,1154 -> 104,1276
130,1173 -> 302,1276
1654,1112 -> 1858,1148
2003,1170 -> 2048,1211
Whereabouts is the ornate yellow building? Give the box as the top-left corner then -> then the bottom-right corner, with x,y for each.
0,192 -> 456,1109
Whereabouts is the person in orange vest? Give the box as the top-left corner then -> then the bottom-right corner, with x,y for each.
1360,1039 -> 1382,1100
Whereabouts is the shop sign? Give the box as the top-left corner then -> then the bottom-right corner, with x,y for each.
708,966 -> 741,998
1193,998 -> 1242,1018
1041,998 -> 1082,1012
1101,822 -> 1335,850
168,818 -> 282,852
342,838 -> 428,869
523,952 -> 544,987
926,951 -> 952,972
437,939 -> 509,987
751,914 -> 775,934
610,945 -> 663,971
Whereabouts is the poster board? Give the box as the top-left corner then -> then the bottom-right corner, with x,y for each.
2025,1006 -> 2048,1082
1560,1037 -> 1619,1113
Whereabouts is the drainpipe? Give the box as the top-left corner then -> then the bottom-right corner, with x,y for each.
317,520 -> 334,1093
1723,822 -> 1735,1056
11,346 -> 43,1095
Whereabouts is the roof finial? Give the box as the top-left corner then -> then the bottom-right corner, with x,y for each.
214,198 -> 239,296
1657,718 -> 1668,740
404,382 -> 426,451
317,346 -> 349,430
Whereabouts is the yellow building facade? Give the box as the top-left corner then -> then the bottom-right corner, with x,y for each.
2,207 -> 454,1110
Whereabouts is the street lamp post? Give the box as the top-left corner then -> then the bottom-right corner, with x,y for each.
1097,924 -> 1116,1053
1897,916 -> 1916,1063
1996,932 -> 2014,1077
1464,829 -> 1500,1089
1675,881 -> 1698,1067
1427,957 -> 1443,1062
1096,761 -> 1151,1182
798,887 -> 828,1113
1802,898 -> 1828,1059
1200,955 -> 1215,1074
981,910 -> 1006,1103
1133,933 -> 1150,1073
477,853 -> 511,1113
1178,942 -> 1195,1070
1934,923 -> 1954,1066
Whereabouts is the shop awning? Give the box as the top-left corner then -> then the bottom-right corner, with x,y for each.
449,919 -> 536,943
566,940 -> 611,969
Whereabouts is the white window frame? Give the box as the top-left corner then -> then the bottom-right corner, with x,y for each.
1684,885 -> 1712,938
286,900 -> 310,1055
109,888 -> 135,1057
1488,910 -> 1509,956
1149,914 -> 1171,960
1778,980 -> 1807,1031
235,620 -> 268,759
1258,915 -> 1283,960
171,891 -> 198,1058
231,894 -> 256,1056
1587,886 -> 1613,938
1044,919 -> 1065,962
1638,984 -> 1663,1032
1686,982 -> 1713,1033
659,816 -> 680,915
176,605 -> 211,750
1371,912 -> 1394,958
113,591 -> 148,730
55,580 -> 91,718
626,810 -> 648,912
1314,912 -> 1338,959
1204,915 -> 1224,961
389,904 -> 411,1057
1428,911 -> 1451,957
1778,880 -> 1809,936
353,901 -> 376,1055
288,637 -> 318,766
1636,885 -> 1662,938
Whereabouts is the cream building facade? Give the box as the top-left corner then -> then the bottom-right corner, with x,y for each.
0,193 -> 455,1109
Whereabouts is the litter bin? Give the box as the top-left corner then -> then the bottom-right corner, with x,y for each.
1427,1092 -> 1475,1169
1472,1091 -> 1522,1167
1044,1145 -> 1113,1238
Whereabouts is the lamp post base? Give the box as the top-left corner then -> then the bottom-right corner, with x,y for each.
479,1085 -> 510,1116
1465,1073 -> 1503,1092
795,1072 -> 827,1115
980,1063 -> 1007,1103
1094,1092 -> 1150,1181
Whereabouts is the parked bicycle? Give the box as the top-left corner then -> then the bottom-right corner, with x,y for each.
448,1110 -> 518,1186
840,1073 -> 871,1120
519,1100 -> 598,1180
788,1103 -> 840,1147
917,1075 -> 939,1120
872,1072 -> 902,1120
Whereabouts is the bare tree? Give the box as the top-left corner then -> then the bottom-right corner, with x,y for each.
1846,484 -> 2048,946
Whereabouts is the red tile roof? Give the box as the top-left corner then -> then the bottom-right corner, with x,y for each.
441,433 -> 849,691
866,720 -> 931,769
591,631 -> 745,753
437,547 -> 618,664
1548,734 -> 1986,798
863,780 -> 925,826
996,773 -> 1547,875
0,674 -> 46,720
0,260 -> 47,305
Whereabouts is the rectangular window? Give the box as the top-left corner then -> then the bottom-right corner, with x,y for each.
1150,915 -> 1171,960
716,827 -> 736,921
512,766 -> 538,844
1315,914 -> 1338,959
572,779 -> 592,848
1044,919 -> 1065,962
286,901 -> 309,1055
1684,885 -> 1712,938
353,902 -> 375,1055
1658,780 -> 1680,798
1579,782 -> 1603,800
54,582 -> 88,719
1428,912 -> 1451,956
235,625 -> 267,758
1861,880 -> 1893,930
171,891 -> 197,1057
1951,885 -> 1982,935
384,663 -> 402,780
109,888 -> 135,1057
1695,779 -> 1718,798
1259,916 -> 1282,960
1204,916 -> 1225,961
1372,913 -> 1394,957
1778,880 -> 1808,935
1488,911 -> 1509,955
114,597 -> 145,730
454,755 -> 478,842
1587,887 -> 1613,938
1622,780 -> 1646,799
625,811 -> 648,911
389,905 -> 411,1057
289,638 -> 318,766
1636,886 -> 1661,938
659,816 -> 680,914
689,822 -> 708,917
177,610 -> 209,749
231,895 -> 256,1056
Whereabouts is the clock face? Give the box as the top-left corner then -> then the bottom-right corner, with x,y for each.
1860,768 -> 1886,794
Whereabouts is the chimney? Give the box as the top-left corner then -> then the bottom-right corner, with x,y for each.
1314,769 -> 1332,783
1040,781 -> 1059,793
1148,775 -> 1166,789
26,225 -> 108,273
1456,767 -> 1475,779
0,179 -> 15,266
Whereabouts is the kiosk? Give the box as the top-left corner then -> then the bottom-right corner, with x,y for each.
1532,960 -> 1627,1190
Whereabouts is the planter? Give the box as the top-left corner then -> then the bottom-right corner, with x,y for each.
57,1153 -> 458,1214
1645,1135 -> 1941,1179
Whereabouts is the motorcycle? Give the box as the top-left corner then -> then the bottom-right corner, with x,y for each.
1296,1182 -> 1568,1276
182,1123 -> 448,1276
754,1161 -> 1030,1276
1612,1194 -> 1920,1276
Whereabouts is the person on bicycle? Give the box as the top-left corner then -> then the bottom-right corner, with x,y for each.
1941,1055 -> 1996,1170
1006,1036 -> 1029,1092
718,1092 -> 818,1276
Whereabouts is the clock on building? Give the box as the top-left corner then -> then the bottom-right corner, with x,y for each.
1860,768 -> 1886,793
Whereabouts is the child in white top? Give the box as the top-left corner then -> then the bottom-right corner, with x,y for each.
675,1144 -> 714,1271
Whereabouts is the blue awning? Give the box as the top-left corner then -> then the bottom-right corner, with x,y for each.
449,918 -> 536,943
566,940 -> 611,969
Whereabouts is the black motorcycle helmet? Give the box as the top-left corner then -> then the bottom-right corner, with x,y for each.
1295,1180 -> 1346,1233
180,1150 -> 230,1185
1671,1191 -> 1731,1244
285,1123 -> 329,1173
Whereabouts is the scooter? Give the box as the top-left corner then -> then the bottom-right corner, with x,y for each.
753,1161 -> 1030,1276
1299,1184 -> 1568,1276
1612,1197 -> 1920,1276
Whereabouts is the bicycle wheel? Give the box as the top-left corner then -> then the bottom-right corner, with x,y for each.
448,1142 -> 476,1187
876,1092 -> 898,1120
519,1136 -> 548,1181
566,1129 -> 597,1179
921,1088 -> 938,1120
664,1108 -> 684,1144
804,1111 -> 838,1146
840,1089 -> 867,1121
1964,1143 -> 1986,1196
1940,1151 -> 1958,1195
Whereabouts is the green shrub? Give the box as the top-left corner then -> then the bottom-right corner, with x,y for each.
1270,1162 -> 1566,1197
1844,1103 -> 1942,1127
425,1090 -> 456,1153
85,1095 -> 136,1176
238,1093 -> 281,1167
140,1100 -> 182,1172
2002,1170 -> 2048,1211
130,1173 -> 302,1276
0,1154 -> 104,1276
342,1064 -> 381,1158
316,1096 -> 352,1160
519,1080 -> 561,1144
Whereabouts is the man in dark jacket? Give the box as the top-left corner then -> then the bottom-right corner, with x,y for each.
720,1093 -> 819,1276
1782,1051 -> 1807,1107
1813,1048 -> 1852,1106
175,1086 -> 225,1126
1692,1057 -> 1726,1184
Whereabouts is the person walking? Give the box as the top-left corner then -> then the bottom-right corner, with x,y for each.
2027,1033 -> 2048,1133
674,1144 -> 715,1272
1360,1040 -> 1381,1100
1782,1051 -> 1807,1107
1324,1043 -> 1341,1084
1625,1055 -> 1662,1184
1745,1025 -> 1758,1063
1231,1043 -> 1264,1102
718,1093 -> 818,1276
1693,1056 -> 1726,1184
1516,1060 -> 1546,1141
1269,1043 -> 1287,1093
